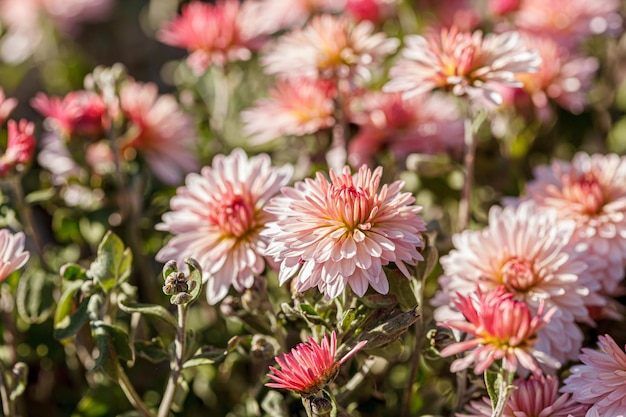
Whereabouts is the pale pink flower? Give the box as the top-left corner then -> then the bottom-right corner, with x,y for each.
0,229 -> 30,282
0,88 -> 18,125
118,80 -> 198,185
156,149 -> 293,304
521,152 -> 626,294
158,0 -> 262,74
433,202 -> 602,366
41,0 -> 114,34
245,0 -> 344,33
263,165 -> 426,298
513,0 -> 623,49
383,26 -> 541,105
348,91 -> 463,167
37,134 -> 83,184
514,34 -> 598,115
345,0 -> 399,23
261,14 -> 399,81
439,286 -> 556,376
562,334 -> 626,416
31,90 -> 107,138
459,374 -> 588,416
241,77 -> 336,145
267,331 -> 367,396
0,120 -> 36,177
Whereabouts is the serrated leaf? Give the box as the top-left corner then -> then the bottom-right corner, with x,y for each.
60,263 -> 87,281
87,231 -> 133,291
117,300 -> 177,332
54,282 -> 90,341
182,346 -> 227,369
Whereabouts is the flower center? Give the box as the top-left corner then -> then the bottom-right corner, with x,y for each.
500,257 -> 536,292
329,183 -> 374,231
211,194 -> 256,238
563,171 -> 605,215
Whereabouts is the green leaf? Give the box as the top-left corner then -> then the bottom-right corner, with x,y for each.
25,188 -> 57,204
357,307 -> 419,349
416,236 -> 439,280
360,294 -> 398,309
484,370 -> 501,411
16,270 -> 56,324
60,263 -> 88,281
340,308 -> 356,333
87,231 -> 133,291
91,321 -> 132,380
134,340 -> 170,364
53,281 -> 90,341
117,300 -> 177,331
388,270 -> 418,310
182,346 -> 228,369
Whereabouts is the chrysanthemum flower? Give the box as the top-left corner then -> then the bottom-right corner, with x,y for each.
158,0 -> 262,74
241,77 -> 336,145
261,14 -> 399,81
416,0 -> 481,32
514,34 -> 598,115
433,202 -> 602,365
561,334 -> 626,416
439,286 -> 556,376
156,149 -> 293,304
488,0 -> 520,17
31,90 -> 107,138
0,119 -> 36,177
513,0 -> 622,49
459,374 -> 588,416
0,229 -> 30,282
348,91 -> 463,167
0,88 -> 17,126
520,152 -> 626,294
118,80 -> 198,185
266,331 -> 367,396
345,0 -> 398,23
263,164 -> 426,298
383,26 -> 541,105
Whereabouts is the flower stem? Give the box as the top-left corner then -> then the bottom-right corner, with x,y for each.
458,115 -> 476,231
0,362 -> 15,417
157,304 -> 187,417
117,362 -> 156,417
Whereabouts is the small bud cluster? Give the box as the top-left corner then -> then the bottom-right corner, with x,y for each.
162,259 -> 201,305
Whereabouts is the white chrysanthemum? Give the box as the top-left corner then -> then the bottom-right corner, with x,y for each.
0,229 -> 29,282
433,202 -> 602,366
263,165 -> 426,298
156,149 -> 293,304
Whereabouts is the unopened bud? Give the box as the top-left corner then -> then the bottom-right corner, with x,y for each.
160,258 -> 202,305
171,292 -> 193,305
250,335 -> 276,360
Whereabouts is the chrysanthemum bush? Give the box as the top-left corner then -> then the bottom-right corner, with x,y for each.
0,1 -> 625,416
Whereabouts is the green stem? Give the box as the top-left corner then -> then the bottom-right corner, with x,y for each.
157,304 -> 187,417
117,363 -> 156,417
458,115 -> 476,231
0,362 -> 14,417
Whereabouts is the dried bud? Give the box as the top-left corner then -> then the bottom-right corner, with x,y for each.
159,258 -> 202,305
250,335 -> 276,360
171,292 -> 193,305
220,296 -> 241,317
310,397 -> 333,415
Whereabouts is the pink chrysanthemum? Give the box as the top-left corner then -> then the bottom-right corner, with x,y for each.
156,149 -> 293,305
345,0 -> 398,23
383,26 -> 541,105
0,119 -> 36,177
515,34 -> 598,115
433,202 -> 602,366
0,229 -> 30,282
489,0 -> 520,17
439,286 -> 556,376
513,0 -> 622,49
459,374 -> 588,416
561,334 -> 626,416
118,80 -> 199,185
261,14 -> 399,81
31,90 -> 107,138
241,77 -> 336,145
520,152 -> 626,294
0,88 -> 17,126
348,91 -> 463,167
263,165 -> 426,298
158,0 -> 262,74
417,0 -> 481,32
266,331 -> 367,396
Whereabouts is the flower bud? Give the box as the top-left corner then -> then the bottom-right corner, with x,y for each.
250,335 -> 276,360
310,397 -> 332,415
